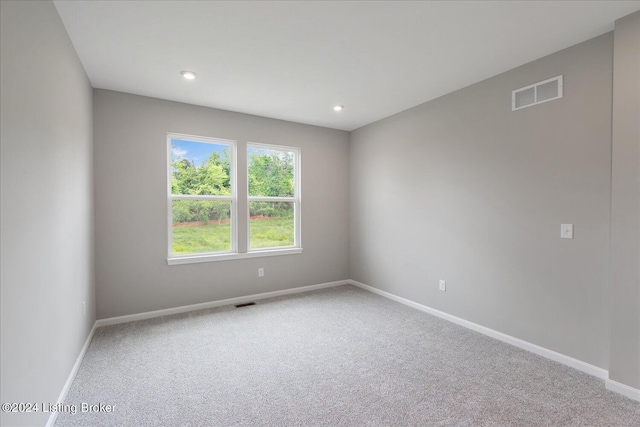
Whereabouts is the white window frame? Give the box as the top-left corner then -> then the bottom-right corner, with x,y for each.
247,142 -> 302,253
167,133 -> 237,262
167,135 -> 303,265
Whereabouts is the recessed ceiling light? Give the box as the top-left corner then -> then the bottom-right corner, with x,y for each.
180,70 -> 197,80
333,105 -> 344,112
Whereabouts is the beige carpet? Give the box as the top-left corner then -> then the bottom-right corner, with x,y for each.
57,285 -> 640,426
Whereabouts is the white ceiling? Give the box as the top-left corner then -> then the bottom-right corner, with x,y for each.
53,1 -> 640,131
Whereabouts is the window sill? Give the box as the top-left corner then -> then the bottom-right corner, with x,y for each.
167,248 -> 303,265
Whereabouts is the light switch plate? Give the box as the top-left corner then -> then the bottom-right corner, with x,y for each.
561,224 -> 573,239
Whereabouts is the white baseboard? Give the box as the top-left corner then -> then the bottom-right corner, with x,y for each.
348,280 -> 609,380
96,280 -> 349,327
606,379 -> 640,402
46,322 -> 97,427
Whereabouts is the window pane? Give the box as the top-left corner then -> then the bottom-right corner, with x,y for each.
171,139 -> 231,196
249,201 -> 294,249
172,200 -> 231,254
248,147 -> 294,197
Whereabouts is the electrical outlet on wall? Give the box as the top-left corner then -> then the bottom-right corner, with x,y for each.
439,280 -> 446,292
258,268 -> 264,277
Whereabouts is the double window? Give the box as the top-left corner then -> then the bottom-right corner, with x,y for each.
167,133 -> 300,264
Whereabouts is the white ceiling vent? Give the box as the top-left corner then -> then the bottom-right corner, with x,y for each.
512,75 -> 563,111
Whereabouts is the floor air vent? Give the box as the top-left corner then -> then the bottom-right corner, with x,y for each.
235,302 -> 256,308
512,75 -> 563,111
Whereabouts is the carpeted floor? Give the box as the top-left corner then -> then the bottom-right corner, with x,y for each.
57,285 -> 640,426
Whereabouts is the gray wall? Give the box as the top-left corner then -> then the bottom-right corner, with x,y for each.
0,1 -> 95,426
350,34 -> 613,369
93,90 -> 349,319
610,11 -> 640,389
